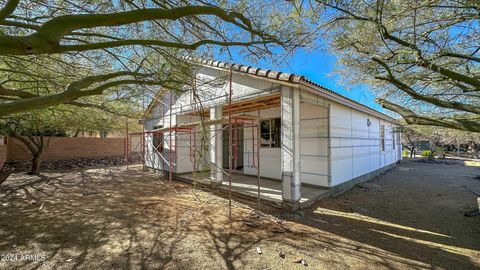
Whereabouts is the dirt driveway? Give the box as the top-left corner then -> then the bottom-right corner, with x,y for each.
0,159 -> 479,269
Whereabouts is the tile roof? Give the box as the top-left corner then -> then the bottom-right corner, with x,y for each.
182,56 -> 396,121
184,56 -> 307,85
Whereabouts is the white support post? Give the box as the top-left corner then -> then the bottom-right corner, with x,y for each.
210,106 -> 223,184
281,86 -> 301,210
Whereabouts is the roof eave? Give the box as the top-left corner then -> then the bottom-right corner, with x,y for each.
298,81 -> 397,122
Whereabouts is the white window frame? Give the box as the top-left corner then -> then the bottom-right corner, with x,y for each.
392,129 -> 396,150
380,125 -> 385,151
260,118 -> 281,148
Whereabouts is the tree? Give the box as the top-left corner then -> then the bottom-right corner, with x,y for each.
311,0 -> 480,132
400,123 -> 480,158
0,1 -> 278,55
439,128 -> 480,158
2,114 -> 63,175
0,0 -> 306,116
401,126 -> 423,158
0,106 -> 136,175
0,53 -> 182,117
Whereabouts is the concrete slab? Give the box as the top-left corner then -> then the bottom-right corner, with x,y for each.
176,172 -> 329,207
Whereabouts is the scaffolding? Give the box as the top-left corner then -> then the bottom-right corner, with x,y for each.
128,67 -> 267,219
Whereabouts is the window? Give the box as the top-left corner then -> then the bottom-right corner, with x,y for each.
392,130 -> 396,150
260,118 -> 281,148
380,125 -> 385,151
152,125 -> 164,152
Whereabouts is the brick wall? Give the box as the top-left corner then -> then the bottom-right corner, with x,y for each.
7,137 -> 128,161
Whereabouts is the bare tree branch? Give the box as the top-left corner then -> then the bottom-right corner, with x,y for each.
0,5 -> 273,55
58,39 -> 273,53
377,99 -> 480,132
372,57 -> 480,114
0,71 -> 167,116
0,0 -> 19,21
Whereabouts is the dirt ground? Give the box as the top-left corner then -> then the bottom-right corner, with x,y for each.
0,159 -> 479,270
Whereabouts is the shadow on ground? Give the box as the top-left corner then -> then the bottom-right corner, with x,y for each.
0,160 -> 479,269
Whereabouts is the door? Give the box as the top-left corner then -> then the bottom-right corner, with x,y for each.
222,124 -> 244,170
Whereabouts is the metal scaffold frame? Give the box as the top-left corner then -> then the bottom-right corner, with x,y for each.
129,67 -> 265,219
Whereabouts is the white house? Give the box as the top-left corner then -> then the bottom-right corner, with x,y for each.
142,57 -> 401,210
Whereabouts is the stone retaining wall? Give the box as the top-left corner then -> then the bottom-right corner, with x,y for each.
3,155 -> 142,172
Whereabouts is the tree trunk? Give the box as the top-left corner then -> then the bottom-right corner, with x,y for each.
30,152 -> 43,175
473,143 -> 480,159
410,147 -> 415,158
73,129 -> 81,137
457,141 -> 460,157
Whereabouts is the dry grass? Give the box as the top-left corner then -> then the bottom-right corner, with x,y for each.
0,159 -> 479,269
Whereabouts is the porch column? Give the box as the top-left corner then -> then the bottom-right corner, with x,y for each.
210,105 -> 223,184
281,86 -> 301,210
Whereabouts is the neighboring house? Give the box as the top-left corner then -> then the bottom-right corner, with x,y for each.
416,140 -> 432,152
142,57 -> 402,210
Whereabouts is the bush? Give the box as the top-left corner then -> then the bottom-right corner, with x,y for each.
435,147 -> 446,158
421,150 -> 432,158
402,150 -> 410,157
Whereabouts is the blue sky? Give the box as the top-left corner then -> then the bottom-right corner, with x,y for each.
219,48 -> 384,113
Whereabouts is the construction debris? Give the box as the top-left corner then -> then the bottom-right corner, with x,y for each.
256,247 -> 262,254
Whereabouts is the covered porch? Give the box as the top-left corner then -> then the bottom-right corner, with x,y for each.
175,172 -> 329,207
150,86 -> 331,210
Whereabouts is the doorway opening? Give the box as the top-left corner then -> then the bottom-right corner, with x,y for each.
222,124 -> 244,171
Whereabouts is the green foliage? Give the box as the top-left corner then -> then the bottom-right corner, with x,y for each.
0,1 -> 308,116
0,106 -> 136,174
402,150 -> 409,157
435,147 -> 446,158
311,1 -> 480,131
421,150 -> 432,158
0,105 -> 136,139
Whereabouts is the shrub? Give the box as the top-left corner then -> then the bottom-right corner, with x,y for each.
435,147 -> 446,158
402,150 -> 410,157
421,150 -> 432,158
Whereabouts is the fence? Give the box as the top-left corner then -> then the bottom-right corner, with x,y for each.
0,136 -> 7,168
6,137 -> 135,161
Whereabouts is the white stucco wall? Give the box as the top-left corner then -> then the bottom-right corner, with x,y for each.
244,107 -> 282,180
145,69 -> 282,175
143,91 -> 177,172
144,66 -> 400,190
173,115 -> 203,173
299,101 -> 329,187
329,101 -> 400,187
